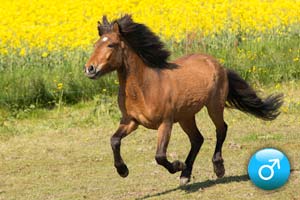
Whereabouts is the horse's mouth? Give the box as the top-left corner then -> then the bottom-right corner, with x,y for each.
85,70 -> 102,79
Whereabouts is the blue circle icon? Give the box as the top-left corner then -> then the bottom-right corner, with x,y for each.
248,148 -> 290,190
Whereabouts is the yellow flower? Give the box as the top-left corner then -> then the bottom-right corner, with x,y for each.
275,83 -> 281,89
1,48 -> 8,55
57,83 -> 63,90
252,65 -> 256,72
0,0 -> 300,52
19,48 -> 26,56
293,57 -> 299,62
218,58 -> 225,64
256,37 -> 261,42
42,52 -> 49,58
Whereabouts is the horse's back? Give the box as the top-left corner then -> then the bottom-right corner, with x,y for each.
169,53 -> 227,120
173,53 -> 223,73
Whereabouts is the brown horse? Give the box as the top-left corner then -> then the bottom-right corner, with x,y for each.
84,15 -> 283,185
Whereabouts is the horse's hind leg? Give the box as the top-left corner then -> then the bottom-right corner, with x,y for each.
179,116 -> 204,185
207,103 -> 228,178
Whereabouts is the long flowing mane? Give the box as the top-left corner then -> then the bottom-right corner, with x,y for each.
98,15 -> 172,69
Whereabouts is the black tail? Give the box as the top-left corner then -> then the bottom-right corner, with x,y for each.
226,69 -> 284,120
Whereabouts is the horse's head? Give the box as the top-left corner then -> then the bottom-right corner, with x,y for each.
84,17 -> 124,79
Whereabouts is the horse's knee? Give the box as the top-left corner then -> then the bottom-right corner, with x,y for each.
190,134 -> 204,150
155,154 -> 167,165
222,122 -> 228,133
110,136 -> 121,150
216,122 -> 228,141
217,122 -> 228,134
196,134 -> 204,145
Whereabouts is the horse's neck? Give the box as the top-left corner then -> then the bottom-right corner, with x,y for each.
117,47 -> 149,100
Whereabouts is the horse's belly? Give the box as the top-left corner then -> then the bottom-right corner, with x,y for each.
172,84 -> 209,120
173,101 -> 205,122
128,110 -> 161,129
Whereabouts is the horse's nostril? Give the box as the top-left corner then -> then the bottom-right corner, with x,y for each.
88,65 -> 95,73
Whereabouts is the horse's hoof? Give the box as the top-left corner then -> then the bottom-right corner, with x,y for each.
116,164 -> 129,178
180,176 -> 190,186
213,160 -> 225,178
173,160 -> 186,172
215,169 -> 225,178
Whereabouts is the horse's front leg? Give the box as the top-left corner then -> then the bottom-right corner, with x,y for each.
155,121 -> 186,174
111,119 -> 138,177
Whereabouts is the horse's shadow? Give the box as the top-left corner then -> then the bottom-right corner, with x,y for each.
136,174 -> 249,200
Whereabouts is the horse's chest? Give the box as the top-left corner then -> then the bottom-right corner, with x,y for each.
126,99 -> 160,129
118,86 -> 161,129
118,88 -> 141,113
125,102 -> 150,126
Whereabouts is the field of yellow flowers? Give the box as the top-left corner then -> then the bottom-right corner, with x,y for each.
1,0 -> 300,53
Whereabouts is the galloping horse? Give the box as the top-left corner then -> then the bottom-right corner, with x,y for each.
84,15 -> 283,185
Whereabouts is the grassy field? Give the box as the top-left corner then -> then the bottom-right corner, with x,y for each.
0,82 -> 299,200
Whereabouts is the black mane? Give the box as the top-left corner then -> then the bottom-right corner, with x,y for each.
98,15 -> 172,69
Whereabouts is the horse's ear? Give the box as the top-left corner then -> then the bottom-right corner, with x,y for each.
112,22 -> 120,34
97,21 -> 103,36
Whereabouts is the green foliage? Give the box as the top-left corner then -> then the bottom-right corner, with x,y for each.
0,30 -> 299,110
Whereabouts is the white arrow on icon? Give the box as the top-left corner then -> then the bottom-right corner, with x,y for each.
269,159 -> 280,170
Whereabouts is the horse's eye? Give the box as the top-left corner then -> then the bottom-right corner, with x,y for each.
108,43 -> 117,48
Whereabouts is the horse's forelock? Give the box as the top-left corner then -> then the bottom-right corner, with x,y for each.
98,15 -> 112,36
102,15 -> 109,25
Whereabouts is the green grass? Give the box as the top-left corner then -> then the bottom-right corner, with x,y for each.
0,28 -> 299,110
0,82 -> 299,199
0,48 -> 119,110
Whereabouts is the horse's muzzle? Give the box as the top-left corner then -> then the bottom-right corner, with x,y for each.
87,65 -> 96,74
84,64 -> 99,79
